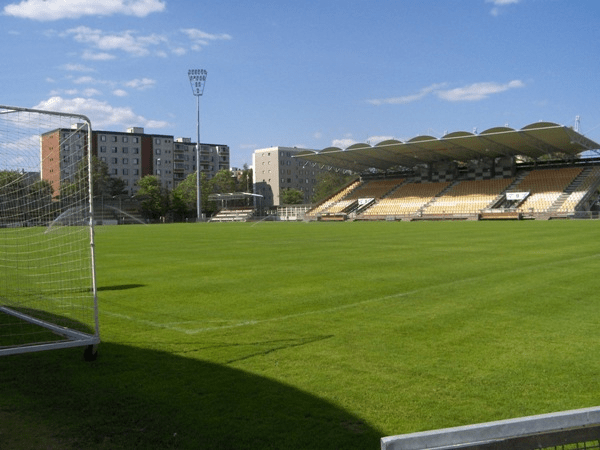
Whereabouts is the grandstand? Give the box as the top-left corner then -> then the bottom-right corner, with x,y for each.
210,207 -> 255,222
300,122 -> 600,221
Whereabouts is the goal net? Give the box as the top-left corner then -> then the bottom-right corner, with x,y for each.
0,105 -> 99,358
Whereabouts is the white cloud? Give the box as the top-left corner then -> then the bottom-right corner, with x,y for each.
487,0 -> 520,5
436,80 -> 525,102
369,80 -> 525,105
82,50 -> 116,61
33,96 -> 169,130
486,0 -> 520,16
4,0 -> 166,21
113,89 -> 128,97
124,78 -> 156,90
332,138 -> 357,149
367,136 -> 395,145
65,26 -> 166,57
60,63 -> 95,72
72,75 -> 99,85
59,26 -> 231,59
368,83 -> 447,106
181,28 -> 232,51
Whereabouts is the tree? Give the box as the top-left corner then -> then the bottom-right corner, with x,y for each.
210,169 -> 236,194
28,179 -> 55,222
90,156 -> 127,197
0,171 -> 27,221
135,175 -> 168,221
280,188 -> 304,205
171,172 -> 197,220
66,156 -> 126,200
312,172 -> 355,203
170,171 -> 215,219
236,165 -> 253,193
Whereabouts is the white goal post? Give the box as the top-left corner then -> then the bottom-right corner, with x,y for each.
0,105 -> 99,360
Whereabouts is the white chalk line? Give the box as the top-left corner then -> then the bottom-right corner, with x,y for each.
100,251 -> 600,335
100,289 -> 419,335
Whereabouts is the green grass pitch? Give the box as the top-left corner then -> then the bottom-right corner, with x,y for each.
1,220 -> 600,449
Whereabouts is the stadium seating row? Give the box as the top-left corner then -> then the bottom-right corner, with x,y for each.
308,166 -> 599,219
308,179 -> 361,216
210,208 -> 255,222
513,168 -> 582,213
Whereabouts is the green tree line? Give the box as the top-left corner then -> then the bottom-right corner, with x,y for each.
135,167 -> 253,221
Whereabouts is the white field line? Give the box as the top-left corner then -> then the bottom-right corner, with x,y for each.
100,251 -> 600,335
100,289 -> 420,335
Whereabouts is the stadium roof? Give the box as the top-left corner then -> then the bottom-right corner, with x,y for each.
294,122 -> 600,173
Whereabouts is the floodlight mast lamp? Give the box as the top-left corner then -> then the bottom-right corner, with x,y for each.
188,69 -> 207,221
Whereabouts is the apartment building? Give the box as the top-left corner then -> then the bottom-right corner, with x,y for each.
41,124 -> 229,196
252,146 -> 329,206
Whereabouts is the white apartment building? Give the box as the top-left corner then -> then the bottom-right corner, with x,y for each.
42,125 -> 229,196
96,128 -> 229,195
252,146 -> 330,206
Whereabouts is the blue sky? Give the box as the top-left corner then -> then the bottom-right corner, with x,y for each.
2,0 -> 600,168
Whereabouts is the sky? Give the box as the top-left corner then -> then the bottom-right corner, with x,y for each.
2,0 -> 600,169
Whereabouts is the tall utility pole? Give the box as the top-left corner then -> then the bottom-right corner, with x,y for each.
188,69 -> 207,221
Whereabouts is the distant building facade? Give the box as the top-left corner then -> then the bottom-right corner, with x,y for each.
252,146 -> 329,206
41,124 -> 229,196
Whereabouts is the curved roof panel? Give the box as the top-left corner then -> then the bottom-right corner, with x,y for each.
295,122 -> 600,172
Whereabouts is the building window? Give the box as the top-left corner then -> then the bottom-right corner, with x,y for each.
155,138 -> 161,144
133,148 -> 139,154
133,137 -> 139,143
111,158 -> 118,164
133,158 -> 139,164
123,147 -> 128,153
133,169 -> 139,175
123,169 -> 129,175
112,147 -> 118,153
123,158 -> 128,164
156,149 -> 161,155
122,136 -> 128,143
111,136 -> 117,142
100,135 -> 106,142
100,146 -> 106,153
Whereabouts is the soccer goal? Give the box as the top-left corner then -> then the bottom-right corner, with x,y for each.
0,105 -> 99,360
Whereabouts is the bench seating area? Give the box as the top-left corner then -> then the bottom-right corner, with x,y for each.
307,179 -> 361,217
362,181 -> 451,216
513,167 -> 582,213
210,208 -> 255,222
306,165 -> 600,221
422,178 -> 514,215
345,178 -> 404,200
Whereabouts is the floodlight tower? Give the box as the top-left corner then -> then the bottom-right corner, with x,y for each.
188,69 -> 207,221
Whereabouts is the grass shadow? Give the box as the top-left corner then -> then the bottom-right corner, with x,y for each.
0,341 -> 383,449
97,284 -> 146,292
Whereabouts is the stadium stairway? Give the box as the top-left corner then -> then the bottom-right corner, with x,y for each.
547,167 -> 592,216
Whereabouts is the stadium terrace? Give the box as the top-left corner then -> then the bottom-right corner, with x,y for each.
295,121 -> 600,222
